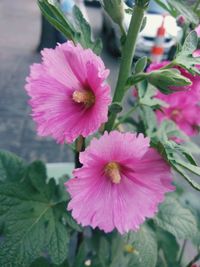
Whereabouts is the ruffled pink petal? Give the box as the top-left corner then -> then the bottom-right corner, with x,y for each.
66,131 -> 174,233
25,41 -> 111,143
79,131 -> 150,166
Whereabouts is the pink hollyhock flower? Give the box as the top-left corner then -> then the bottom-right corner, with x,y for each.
65,131 -> 174,234
148,61 -> 200,136
25,42 -> 111,143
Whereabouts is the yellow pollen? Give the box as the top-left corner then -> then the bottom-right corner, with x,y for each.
105,162 -> 121,184
171,109 -> 180,116
72,89 -> 95,108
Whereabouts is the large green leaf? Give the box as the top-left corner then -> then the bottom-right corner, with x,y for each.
124,225 -> 158,267
0,160 -> 70,266
0,150 -> 26,183
175,31 -> 200,75
154,197 -> 198,241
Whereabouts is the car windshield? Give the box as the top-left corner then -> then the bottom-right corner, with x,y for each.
125,0 -> 166,14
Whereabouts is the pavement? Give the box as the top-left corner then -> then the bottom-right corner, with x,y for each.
0,0 -> 119,163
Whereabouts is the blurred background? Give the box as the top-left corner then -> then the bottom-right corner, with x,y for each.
0,0 -> 121,163
0,0 -> 186,163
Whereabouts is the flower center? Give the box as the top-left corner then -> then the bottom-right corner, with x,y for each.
171,109 -> 182,120
72,89 -> 95,108
105,162 -> 121,184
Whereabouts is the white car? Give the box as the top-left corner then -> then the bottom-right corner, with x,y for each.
102,0 -> 182,58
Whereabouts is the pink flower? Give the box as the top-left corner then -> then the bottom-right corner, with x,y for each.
148,61 -> 200,136
25,42 -> 111,143
65,131 -> 174,234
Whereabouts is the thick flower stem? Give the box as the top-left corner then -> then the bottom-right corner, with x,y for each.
105,5 -> 146,131
75,136 -> 85,168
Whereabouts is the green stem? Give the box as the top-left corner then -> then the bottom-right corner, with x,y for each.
105,5 -> 146,131
178,240 -> 187,264
75,136 -> 85,168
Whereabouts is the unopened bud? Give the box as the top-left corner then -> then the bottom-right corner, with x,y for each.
102,0 -> 124,26
147,68 -> 192,94
177,16 -> 186,27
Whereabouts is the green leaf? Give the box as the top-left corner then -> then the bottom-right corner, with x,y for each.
172,163 -> 200,192
73,5 -> 102,54
174,158 -> 200,177
139,84 -> 169,108
154,0 -> 175,15
153,138 -> 200,191
0,160 -> 70,266
37,1 -> 102,54
37,0 -> 75,41
140,16 -> 147,32
154,197 -> 198,241
134,57 -> 147,73
98,237 -> 110,267
175,31 -> 200,75
0,150 -> 26,183
139,105 -> 157,136
181,31 -> 198,54
73,242 -> 86,267
30,258 -> 70,267
109,102 -> 123,114
156,228 -> 180,266
124,224 -> 158,267
156,120 -> 189,141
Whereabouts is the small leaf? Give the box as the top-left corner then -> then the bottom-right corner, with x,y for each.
154,197 -> 198,241
174,158 -> 200,177
182,31 -> 198,54
73,5 -> 102,54
172,163 -> 200,191
175,31 -> 200,75
109,102 -> 123,114
37,0 -> 75,41
134,57 -> 147,74
140,17 -> 147,32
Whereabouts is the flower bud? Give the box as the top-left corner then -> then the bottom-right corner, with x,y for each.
177,15 -> 186,27
147,69 -> 192,94
102,0 -> 124,26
